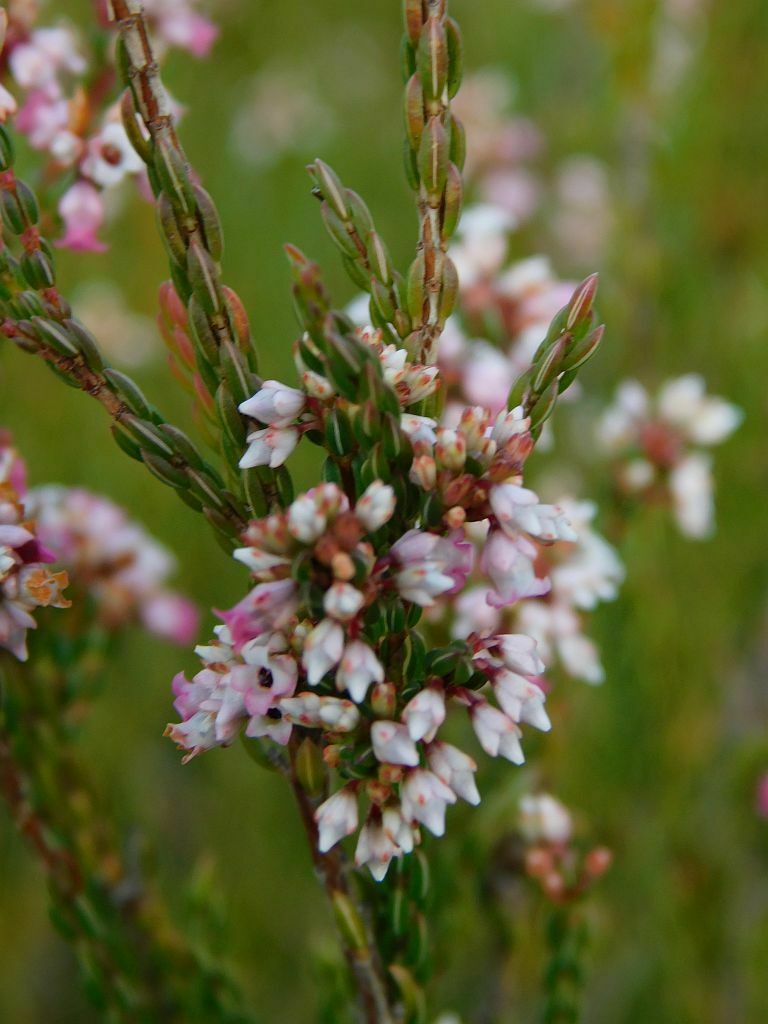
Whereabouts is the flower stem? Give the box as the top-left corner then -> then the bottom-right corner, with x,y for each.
285,742 -> 397,1024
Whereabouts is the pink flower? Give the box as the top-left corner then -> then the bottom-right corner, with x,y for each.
56,182 -> 108,253
153,7 -> 218,58
490,483 -> 577,543
140,592 -> 199,645
481,529 -> 550,608
220,578 -> 298,650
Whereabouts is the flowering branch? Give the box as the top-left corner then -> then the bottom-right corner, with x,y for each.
109,0 -> 289,515
0,130 -> 251,545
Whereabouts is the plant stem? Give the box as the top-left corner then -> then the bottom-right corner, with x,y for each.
285,742 -> 397,1024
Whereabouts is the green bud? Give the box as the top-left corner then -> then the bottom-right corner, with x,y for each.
295,736 -> 326,796
405,73 -> 425,151
446,18 -> 464,98
313,159 -> 349,220
332,891 -> 369,952
418,117 -> 448,203
193,184 -> 224,262
20,249 -> 54,290
187,241 -> 223,316
321,203 -> 360,259
419,19 -> 448,103
0,124 -> 15,171
141,450 -> 190,489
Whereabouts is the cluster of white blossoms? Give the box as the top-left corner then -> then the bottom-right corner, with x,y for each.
0,436 -> 69,661
452,498 -> 624,684
169,357 -> 584,878
597,375 -> 742,538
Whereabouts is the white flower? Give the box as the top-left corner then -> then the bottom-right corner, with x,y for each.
494,634 -> 546,676
493,672 -> 551,732
392,530 -> 455,607
0,85 -> 18,123
400,414 -> 438,448
382,805 -> 416,855
355,818 -> 398,881
401,769 -> 457,837
336,641 -> 384,703
323,582 -> 365,622
657,374 -> 742,446
470,701 -> 525,763
355,481 -> 396,532
239,380 -> 306,427
233,547 -> 291,575
516,600 -> 604,685
549,499 -> 624,610
490,484 -> 577,543
402,688 -> 446,742
302,619 -> 345,684
449,202 -> 515,288
239,427 -> 299,469
669,452 -> 715,539
596,380 -> 649,452
81,122 -> 144,188
519,793 -> 573,845
315,787 -> 359,852
371,721 -> 420,766
491,406 -> 531,446
427,742 -> 481,805
280,692 -> 360,732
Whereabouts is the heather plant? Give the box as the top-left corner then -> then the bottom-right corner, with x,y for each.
0,2 -> 750,1023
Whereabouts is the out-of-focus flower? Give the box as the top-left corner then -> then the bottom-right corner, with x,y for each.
56,182 -> 108,253
520,793 -> 573,845
597,375 -> 742,538
27,486 -> 197,644
0,436 -> 70,661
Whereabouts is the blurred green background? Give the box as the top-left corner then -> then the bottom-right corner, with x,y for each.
1,1 -> 768,1021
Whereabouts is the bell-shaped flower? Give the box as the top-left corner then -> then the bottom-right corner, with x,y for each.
336,640 -> 384,703
323,582 -> 365,622
302,618 -> 345,684
470,700 -> 525,764
239,426 -> 299,469
401,769 -> 457,837
239,380 -> 306,428
493,671 -> 551,732
427,742 -> 481,805
371,721 -> 420,766
315,787 -> 359,853
402,687 -> 446,743
355,481 -> 396,532
481,530 -> 550,608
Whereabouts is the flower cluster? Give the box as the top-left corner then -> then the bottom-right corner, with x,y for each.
168,371 -> 588,879
452,498 -> 624,684
0,1 -> 216,251
0,434 -> 69,660
27,487 -> 198,644
597,375 -> 742,538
